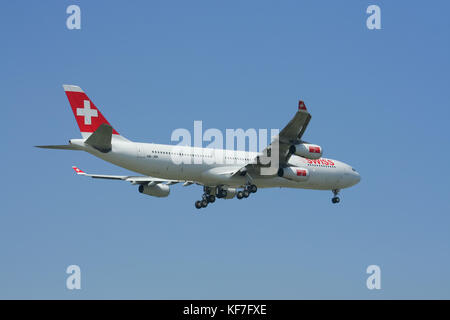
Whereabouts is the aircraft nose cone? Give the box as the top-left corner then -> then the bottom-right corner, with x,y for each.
354,171 -> 361,184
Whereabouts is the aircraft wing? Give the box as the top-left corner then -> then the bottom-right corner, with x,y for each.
276,100 -> 311,146
233,100 -> 311,176
72,166 -> 181,185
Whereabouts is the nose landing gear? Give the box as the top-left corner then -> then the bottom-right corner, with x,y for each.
331,189 -> 340,204
332,197 -> 340,204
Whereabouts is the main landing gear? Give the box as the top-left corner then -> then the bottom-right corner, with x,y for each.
194,184 -> 258,209
332,189 -> 340,204
195,187 -> 216,209
237,184 -> 257,200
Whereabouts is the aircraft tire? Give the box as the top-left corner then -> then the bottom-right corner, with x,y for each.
332,197 -> 340,204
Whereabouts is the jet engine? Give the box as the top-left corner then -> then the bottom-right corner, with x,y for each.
289,143 -> 322,159
277,167 -> 310,182
138,183 -> 170,197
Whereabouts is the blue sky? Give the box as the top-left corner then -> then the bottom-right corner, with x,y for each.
1,0 -> 449,299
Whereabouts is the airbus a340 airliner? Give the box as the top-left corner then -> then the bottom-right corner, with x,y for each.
37,85 -> 360,209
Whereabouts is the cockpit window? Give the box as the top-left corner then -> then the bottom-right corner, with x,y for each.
352,168 -> 356,172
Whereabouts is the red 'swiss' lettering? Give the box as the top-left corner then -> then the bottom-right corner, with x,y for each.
296,169 -> 307,176
306,159 -> 335,166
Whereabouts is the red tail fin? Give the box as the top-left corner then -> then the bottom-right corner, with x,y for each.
63,85 -> 119,138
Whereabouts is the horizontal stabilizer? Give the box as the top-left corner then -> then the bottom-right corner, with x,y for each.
35,144 -> 81,150
72,166 -> 182,185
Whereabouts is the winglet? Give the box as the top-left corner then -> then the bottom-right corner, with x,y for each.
72,166 -> 86,175
298,100 -> 307,111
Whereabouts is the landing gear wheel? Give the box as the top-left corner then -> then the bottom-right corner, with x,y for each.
331,189 -> 340,204
332,197 -> 340,204
201,199 -> 208,208
208,195 -> 216,203
195,201 -> 202,209
237,191 -> 244,199
243,190 -> 250,198
249,184 -> 257,193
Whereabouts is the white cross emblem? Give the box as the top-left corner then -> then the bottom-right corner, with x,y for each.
76,100 -> 98,125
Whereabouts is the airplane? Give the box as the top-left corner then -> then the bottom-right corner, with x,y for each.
36,85 -> 361,209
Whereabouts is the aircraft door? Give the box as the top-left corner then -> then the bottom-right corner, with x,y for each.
137,143 -> 145,158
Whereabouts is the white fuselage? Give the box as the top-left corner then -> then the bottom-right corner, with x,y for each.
69,137 -> 361,191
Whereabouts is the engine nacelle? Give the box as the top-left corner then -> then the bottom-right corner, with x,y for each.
277,167 -> 310,182
138,183 -> 170,197
290,143 -> 322,159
